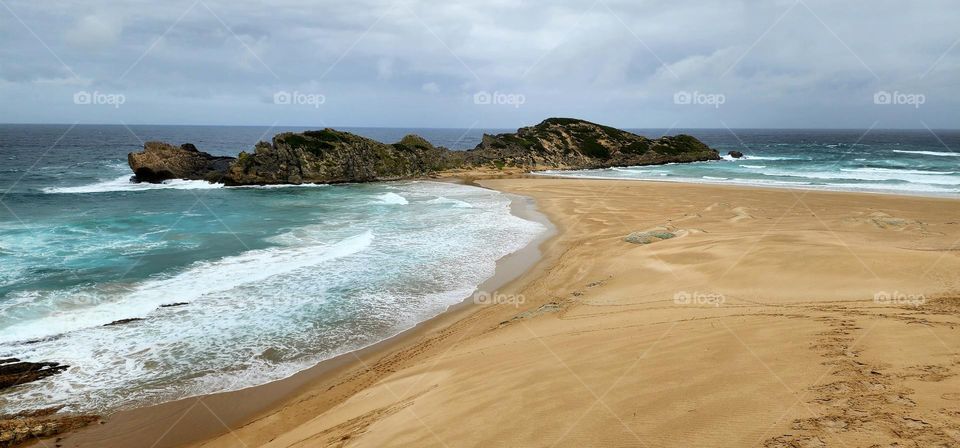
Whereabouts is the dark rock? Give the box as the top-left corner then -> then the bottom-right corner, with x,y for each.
464,118 -> 720,170
222,130 -> 457,185
728,150 -> 744,159
103,318 -> 144,327
0,407 -> 99,448
127,118 -> 721,186
159,302 -> 189,308
0,360 -> 69,391
128,141 -> 234,183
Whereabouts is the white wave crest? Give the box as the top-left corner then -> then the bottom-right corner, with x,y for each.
228,183 -> 330,189
762,169 -> 960,186
893,150 -> 960,157
0,231 -> 374,344
425,196 -> 474,208
43,176 -> 223,194
373,192 -> 409,205
840,167 -> 955,175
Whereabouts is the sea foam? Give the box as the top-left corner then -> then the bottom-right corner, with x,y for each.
893,150 -> 960,157
0,231 -> 374,344
43,175 -> 223,194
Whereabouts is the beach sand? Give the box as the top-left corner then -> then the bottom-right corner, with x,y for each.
61,178 -> 960,447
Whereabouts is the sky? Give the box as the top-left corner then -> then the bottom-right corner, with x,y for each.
1,0 -> 958,129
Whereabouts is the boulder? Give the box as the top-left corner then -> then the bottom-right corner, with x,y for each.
0,358 -> 68,391
0,407 -> 99,448
128,142 -> 234,183
103,318 -> 144,326
728,150 -> 744,159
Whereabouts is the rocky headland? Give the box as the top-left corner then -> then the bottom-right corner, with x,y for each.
127,118 -> 720,185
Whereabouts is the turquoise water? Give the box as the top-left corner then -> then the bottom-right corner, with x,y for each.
543,129 -> 960,196
0,125 -> 542,413
1,125 -> 957,415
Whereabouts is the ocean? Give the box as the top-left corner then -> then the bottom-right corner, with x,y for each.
543,129 -> 960,196
0,125 -> 957,415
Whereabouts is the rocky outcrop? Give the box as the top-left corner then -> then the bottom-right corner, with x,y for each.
0,360 -> 98,447
0,407 -> 99,448
223,131 -> 457,185
462,118 -> 720,170
128,142 -> 234,183
127,118 -> 721,185
0,358 -> 68,391
103,318 -> 144,326
728,150 -> 744,159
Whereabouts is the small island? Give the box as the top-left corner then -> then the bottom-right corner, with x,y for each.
127,118 -> 720,185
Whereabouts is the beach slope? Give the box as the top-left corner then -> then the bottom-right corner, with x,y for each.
71,178 -> 960,447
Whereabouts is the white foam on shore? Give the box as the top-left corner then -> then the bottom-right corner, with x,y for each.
0,231 -> 374,344
0,181 -> 548,415
43,176 -> 223,194
425,196 -> 474,208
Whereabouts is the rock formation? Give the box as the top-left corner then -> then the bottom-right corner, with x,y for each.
224,131 -> 457,185
0,407 -> 99,448
463,118 -> 719,170
128,142 -> 234,183
127,118 -> 721,186
728,150 -> 744,159
0,358 -> 68,391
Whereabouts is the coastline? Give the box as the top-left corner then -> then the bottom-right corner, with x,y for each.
57,177 -> 960,447
530,169 -> 960,199
56,182 -> 558,448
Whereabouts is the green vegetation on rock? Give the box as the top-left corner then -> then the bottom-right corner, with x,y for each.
128,117 -> 720,186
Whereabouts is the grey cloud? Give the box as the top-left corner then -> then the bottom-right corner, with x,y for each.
0,0 -> 957,128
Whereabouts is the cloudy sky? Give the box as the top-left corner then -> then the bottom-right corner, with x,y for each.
1,0 -> 957,128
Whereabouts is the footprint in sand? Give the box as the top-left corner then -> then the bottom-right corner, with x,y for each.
697,202 -> 754,223
844,211 -> 927,232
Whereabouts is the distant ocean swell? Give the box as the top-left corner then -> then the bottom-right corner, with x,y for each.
541,145 -> 960,196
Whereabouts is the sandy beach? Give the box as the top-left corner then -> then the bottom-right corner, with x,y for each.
60,177 -> 960,447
